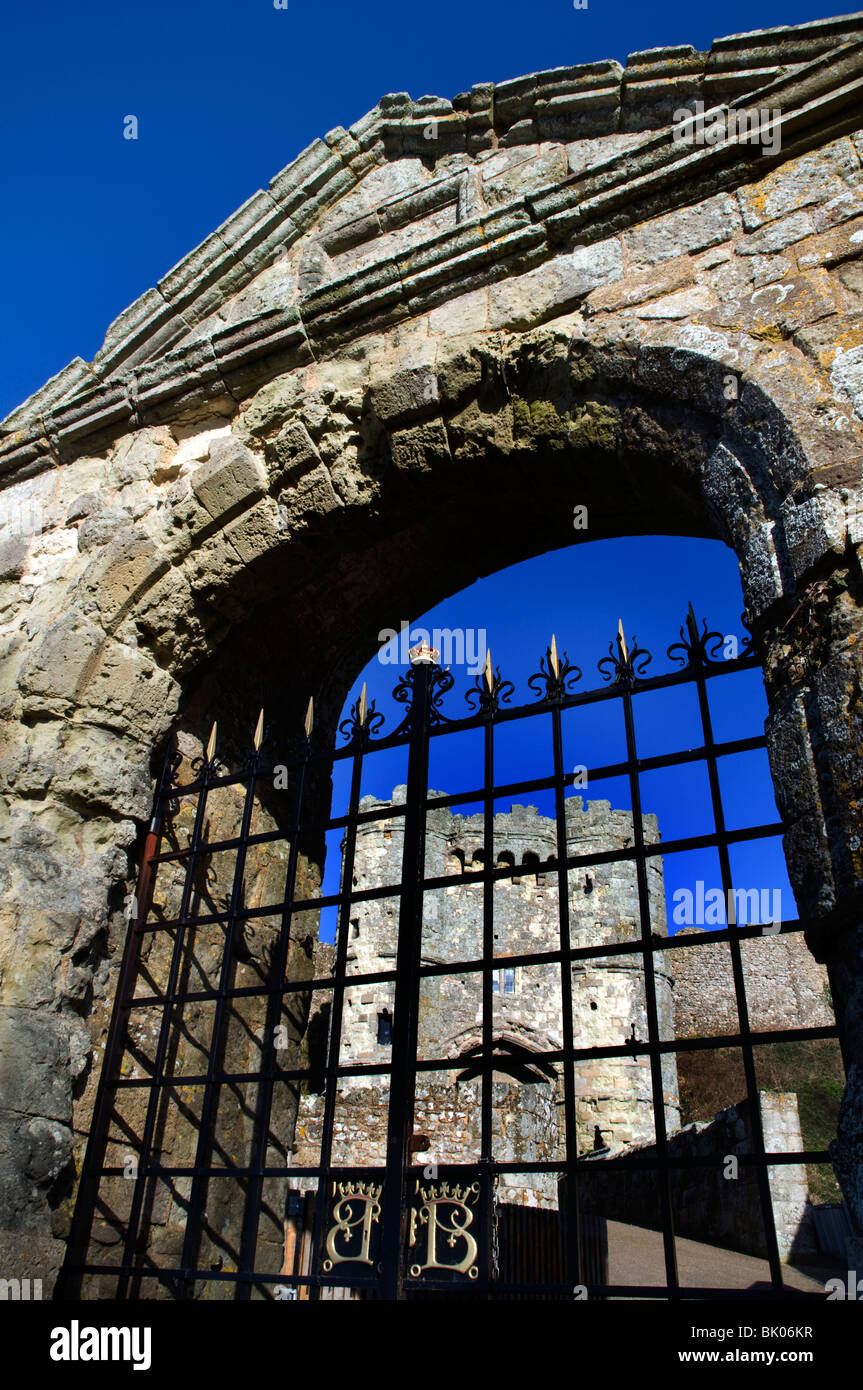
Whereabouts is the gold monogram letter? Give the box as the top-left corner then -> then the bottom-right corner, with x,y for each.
322,1181 -> 382,1271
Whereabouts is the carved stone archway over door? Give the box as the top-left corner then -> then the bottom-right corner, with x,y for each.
1,14 -> 862,1288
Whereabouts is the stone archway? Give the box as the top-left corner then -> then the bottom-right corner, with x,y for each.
3,328 -> 861,1286
2,16 -> 863,1280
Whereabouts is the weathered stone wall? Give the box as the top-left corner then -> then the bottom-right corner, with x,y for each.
1,14 -> 862,1286
672,926 -> 835,1037
581,1091 -> 816,1261
296,1077 -> 562,1209
295,791 -> 677,1211
331,792 -> 676,1147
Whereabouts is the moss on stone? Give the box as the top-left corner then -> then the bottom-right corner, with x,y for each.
511,395 -> 569,448
569,402 -> 620,452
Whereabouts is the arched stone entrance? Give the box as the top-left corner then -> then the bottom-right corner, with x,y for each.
1,16 -> 862,1285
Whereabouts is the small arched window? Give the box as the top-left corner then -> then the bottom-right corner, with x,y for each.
492,967 -> 517,995
496,850 -> 515,880
523,851 -> 540,885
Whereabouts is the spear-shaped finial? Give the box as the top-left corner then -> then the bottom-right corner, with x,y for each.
304,697 -> 314,739
253,708 -> 265,751
484,649 -> 494,692
617,619 -> 629,662
358,682 -> 368,726
549,633 -> 560,678
206,721 -> 218,762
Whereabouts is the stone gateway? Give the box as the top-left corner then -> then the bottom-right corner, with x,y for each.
0,14 -> 862,1292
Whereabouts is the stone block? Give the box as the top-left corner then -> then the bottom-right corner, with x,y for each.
622,194 -> 741,265
830,342 -> 863,421
736,209 -> 817,256
266,419 -> 320,483
388,419 -> 450,473
77,508 -> 128,553
65,493 -> 99,524
0,535 -> 30,581
192,436 -> 269,522
222,497 -> 283,565
796,217 -> 863,271
585,257 -> 694,315
488,240 -> 622,329
85,529 -> 169,629
109,426 -> 178,488
369,365 -> 439,424
0,1008 -> 72,1123
280,463 -> 342,528
78,641 -> 179,744
18,613 -> 106,712
781,491 -> 850,577
737,140 -> 861,231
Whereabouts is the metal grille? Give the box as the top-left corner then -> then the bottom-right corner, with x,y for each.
57,608 -> 841,1300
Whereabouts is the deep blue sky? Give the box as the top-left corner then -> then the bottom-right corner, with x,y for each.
320,535 -> 795,941
0,0 -> 850,421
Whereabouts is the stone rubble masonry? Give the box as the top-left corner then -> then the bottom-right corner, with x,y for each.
672,926 -> 835,1037
581,1091 -> 817,1261
0,13 -> 861,1288
297,791 -> 676,1208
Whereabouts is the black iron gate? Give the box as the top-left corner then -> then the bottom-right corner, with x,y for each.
57,610 -> 840,1300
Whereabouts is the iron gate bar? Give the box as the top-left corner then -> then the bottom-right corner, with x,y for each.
102,1020 -> 840,1091
480,673 -> 496,1288
91,1147 -> 834,1183
305,693 -> 370,1299
118,742 -> 216,1300
145,650 -> 765,818
689,621 -> 785,1293
55,753 -> 173,1300
234,716 -> 308,1297
146,726 -> 770,868
548,653 -> 583,1286
108,1009 -> 836,1076
380,660 -> 433,1300
618,633 -> 680,1295
175,735 -> 265,1296
69,1262 -> 825,1300
124,917 -> 816,1010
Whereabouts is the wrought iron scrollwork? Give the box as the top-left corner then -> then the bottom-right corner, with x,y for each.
161,745 -> 184,790
667,604 -> 757,670
465,662 -> 514,717
527,640 -> 581,702
339,692 -> 385,746
190,725 -> 228,781
391,662 -> 456,736
667,606 -> 726,670
161,745 -> 184,815
598,623 -> 651,687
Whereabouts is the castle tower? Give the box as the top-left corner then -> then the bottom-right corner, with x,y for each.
296,791 -> 679,1205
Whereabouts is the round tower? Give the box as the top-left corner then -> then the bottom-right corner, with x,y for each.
321,789 -> 679,1161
